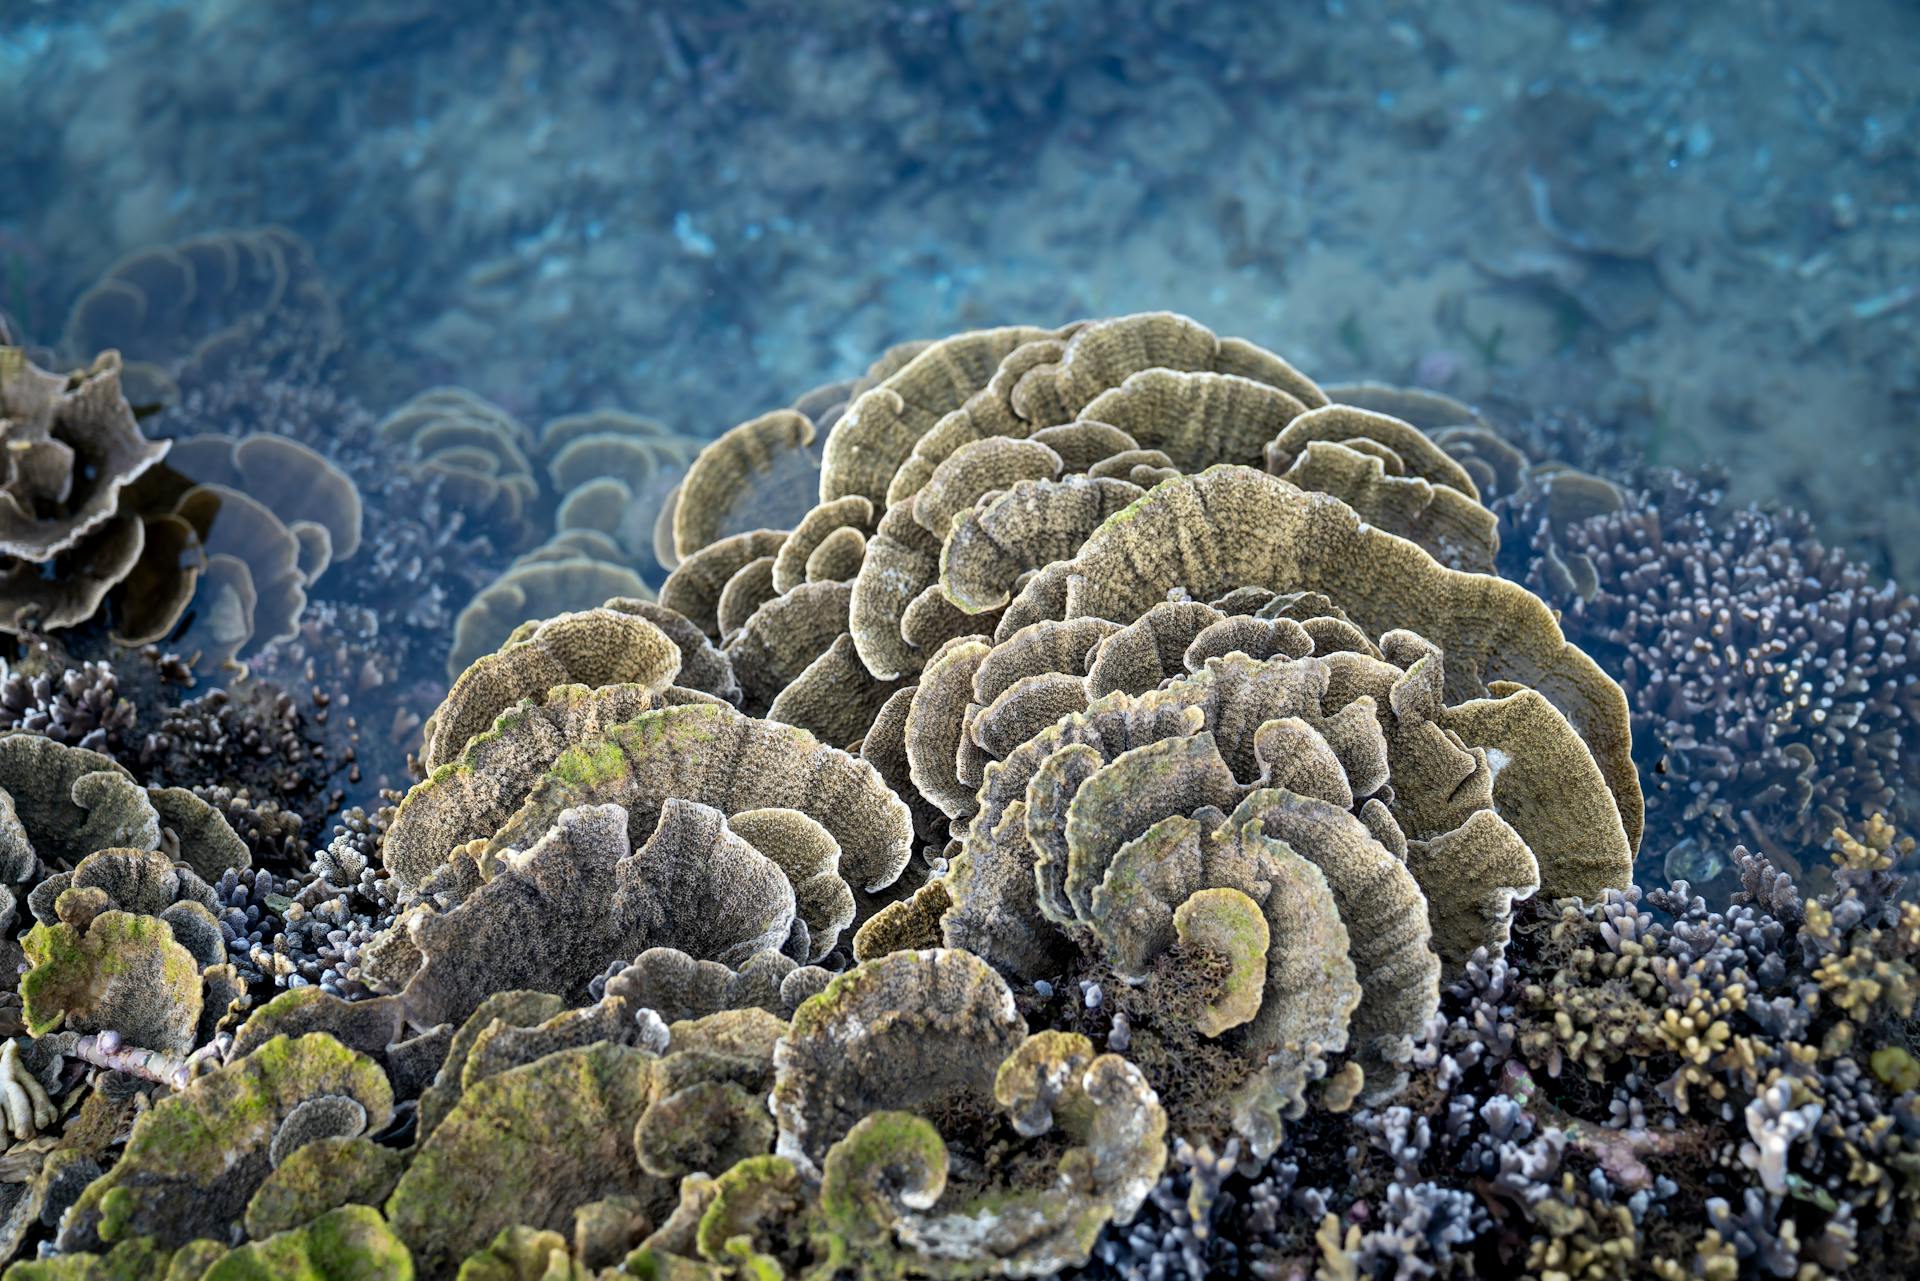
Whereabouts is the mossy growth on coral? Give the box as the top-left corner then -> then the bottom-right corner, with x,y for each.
58,1034 -> 393,1254
244,1137 -> 406,1241
198,1206 -> 413,1281
19,910 -> 203,1054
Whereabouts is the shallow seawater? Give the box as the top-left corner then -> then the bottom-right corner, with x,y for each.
1,2 -> 1918,1279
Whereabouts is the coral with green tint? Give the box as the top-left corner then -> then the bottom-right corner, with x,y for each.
58,1034 -> 393,1253
452,1226 -> 591,1281
384,1041 -> 657,1276
244,1137 -> 407,1240
19,910 -> 203,1053
1,1237 -> 174,1281
199,1206 -> 413,1281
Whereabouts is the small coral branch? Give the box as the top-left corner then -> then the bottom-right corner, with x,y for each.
1,1038 -> 57,1140
1500,1059 -> 1684,1192
65,1030 -> 222,1090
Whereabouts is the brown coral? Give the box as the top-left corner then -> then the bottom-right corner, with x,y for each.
59,227 -> 339,406
377,386 -> 540,538
0,349 -> 169,634
638,947 -> 1170,1276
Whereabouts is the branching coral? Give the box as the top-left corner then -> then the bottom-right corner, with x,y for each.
1532,472 -> 1920,886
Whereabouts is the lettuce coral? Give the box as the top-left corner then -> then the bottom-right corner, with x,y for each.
0,350 -> 167,635
15,314 -> 1828,1281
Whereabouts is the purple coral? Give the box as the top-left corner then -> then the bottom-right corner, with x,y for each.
1532,472 -> 1919,883
0,651 -> 135,752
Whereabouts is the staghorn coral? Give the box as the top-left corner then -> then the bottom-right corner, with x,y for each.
0,650 -> 135,753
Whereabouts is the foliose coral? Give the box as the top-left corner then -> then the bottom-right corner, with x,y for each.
0,348 -> 167,636
8,314 -> 1914,1281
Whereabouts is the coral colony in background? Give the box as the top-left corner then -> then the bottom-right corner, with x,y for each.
1,284 -> 1919,1281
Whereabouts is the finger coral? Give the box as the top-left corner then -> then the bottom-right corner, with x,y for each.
1531,471 -> 1920,890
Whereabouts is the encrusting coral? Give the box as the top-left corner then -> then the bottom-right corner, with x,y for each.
5,313 -> 1917,1281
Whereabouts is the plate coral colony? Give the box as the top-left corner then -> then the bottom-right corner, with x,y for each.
0,306 -> 1915,1280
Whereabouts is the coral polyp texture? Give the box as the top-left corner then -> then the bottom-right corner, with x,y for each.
2,314 -> 1917,1281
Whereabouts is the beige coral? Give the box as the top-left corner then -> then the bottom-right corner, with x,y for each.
0,349 -> 170,634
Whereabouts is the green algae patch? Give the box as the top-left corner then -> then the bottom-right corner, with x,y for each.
545,737 -> 632,791
200,1206 -> 413,1281
20,910 -> 203,1054
414,990 -> 566,1141
817,1112 -> 948,1234
385,1041 -> 657,1277
3,1236 -> 173,1281
452,1226 -> 591,1281
58,1034 -> 393,1254
245,1136 -> 407,1240
166,1242 -> 235,1280
693,1156 -> 808,1264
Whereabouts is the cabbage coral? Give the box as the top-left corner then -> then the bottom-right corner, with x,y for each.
42,315 -> 1880,1281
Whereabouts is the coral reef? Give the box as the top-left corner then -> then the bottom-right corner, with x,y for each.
0,315 -> 1913,1281
114,430 -> 366,671
57,227 -> 339,409
1075,817 -> 1920,1280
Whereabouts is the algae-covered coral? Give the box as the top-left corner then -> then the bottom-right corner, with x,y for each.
0,315 -> 1915,1281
